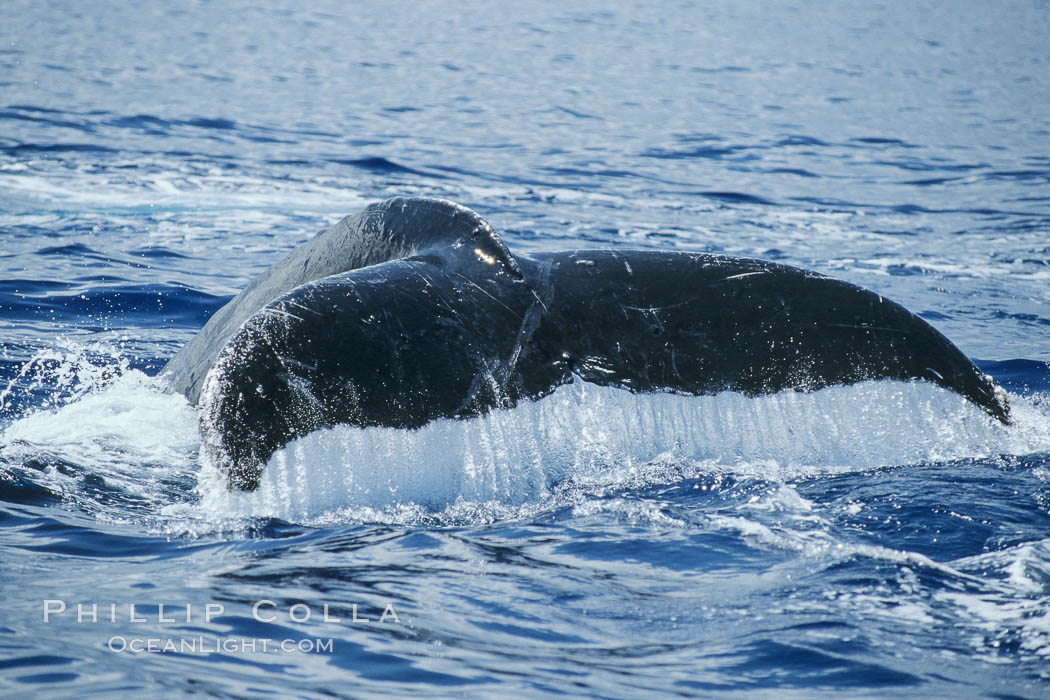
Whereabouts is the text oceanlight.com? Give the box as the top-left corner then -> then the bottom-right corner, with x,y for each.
107,636 -> 334,654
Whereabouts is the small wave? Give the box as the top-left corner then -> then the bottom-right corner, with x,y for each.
849,137 -> 914,147
34,242 -> 102,257
182,117 -> 236,131
993,311 -> 1050,329
901,176 -> 965,186
327,156 -> 431,176
127,246 -> 190,259
1,142 -> 118,155
0,109 -> 93,132
772,135 -> 830,148
0,281 -> 226,328
641,145 -> 746,160
106,114 -> 172,133
978,360 -> 1050,396
984,169 -> 1050,183
552,105 -> 601,120
767,167 -> 821,178
696,190 -> 777,206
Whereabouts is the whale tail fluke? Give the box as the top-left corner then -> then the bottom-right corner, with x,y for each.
162,197 -> 1012,491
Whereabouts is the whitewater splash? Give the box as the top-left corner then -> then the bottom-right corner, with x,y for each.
198,377 -> 1050,524
2,345 -> 1048,527
0,344 -> 199,520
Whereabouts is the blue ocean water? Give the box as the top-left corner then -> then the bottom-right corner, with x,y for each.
2,0 -> 1050,696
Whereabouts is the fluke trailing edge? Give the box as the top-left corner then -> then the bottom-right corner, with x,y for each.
162,197 -> 1010,490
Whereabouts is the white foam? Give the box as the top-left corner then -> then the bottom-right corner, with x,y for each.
3,371 -> 197,474
0,171 -> 373,215
198,377 -> 1050,524
1,345 -> 198,513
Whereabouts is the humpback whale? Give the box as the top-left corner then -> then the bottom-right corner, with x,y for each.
163,197 -> 1010,491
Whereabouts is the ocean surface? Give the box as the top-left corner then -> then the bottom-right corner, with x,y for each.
2,1 -> 1050,696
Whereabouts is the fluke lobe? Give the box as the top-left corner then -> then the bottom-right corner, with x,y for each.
162,197 -> 1010,490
